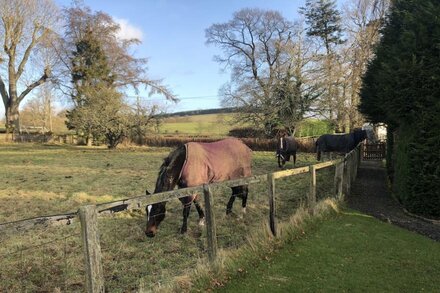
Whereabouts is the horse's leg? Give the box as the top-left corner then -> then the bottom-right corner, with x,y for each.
293,152 -> 297,167
180,201 -> 191,234
240,185 -> 249,214
226,191 -> 236,215
193,198 -> 205,226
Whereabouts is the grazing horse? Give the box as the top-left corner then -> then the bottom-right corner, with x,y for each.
276,135 -> 298,168
145,138 -> 252,237
315,128 -> 369,161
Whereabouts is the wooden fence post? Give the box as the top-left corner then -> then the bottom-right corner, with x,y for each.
334,162 -> 344,199
354,147 -> 360,180
309,166 -> 317,210
78,205 -> 104,293
344,155 -> 352,196
267,173 -> 277,237
353,149 -> 358,182
203,184 -> 218,262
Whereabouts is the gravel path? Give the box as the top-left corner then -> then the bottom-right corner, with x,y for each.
346,160 -> 440,242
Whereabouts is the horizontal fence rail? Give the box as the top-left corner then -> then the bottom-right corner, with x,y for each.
0,155 -> 351,235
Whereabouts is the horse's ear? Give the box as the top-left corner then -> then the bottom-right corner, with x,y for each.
146,189 -> 151,195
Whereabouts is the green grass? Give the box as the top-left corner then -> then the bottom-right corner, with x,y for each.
296,119 -> 333,137
0,143 -> 326,292
158,114 -> 333,137
159,113 -> 241,136
215,211 -> 440,292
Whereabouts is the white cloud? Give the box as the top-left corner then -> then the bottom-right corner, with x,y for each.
114,18 -> 144,41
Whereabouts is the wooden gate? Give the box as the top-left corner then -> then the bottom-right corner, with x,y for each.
363,142 -> 386,160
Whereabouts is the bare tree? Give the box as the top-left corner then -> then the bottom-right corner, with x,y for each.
0,0 -> 60,133
128,96 -> 162,144
342,0 -> 390,130
207,8 -> 316,135
272,25 -> 323,133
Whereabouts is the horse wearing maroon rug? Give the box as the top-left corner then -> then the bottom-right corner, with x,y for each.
145,138 -> 252,237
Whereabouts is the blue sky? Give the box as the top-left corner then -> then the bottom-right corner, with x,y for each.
54,0 -> 306,113
1,0 -> 334,119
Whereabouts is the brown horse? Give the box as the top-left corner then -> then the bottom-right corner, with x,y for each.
145,138 -> 252,237
276,135 -> 298,168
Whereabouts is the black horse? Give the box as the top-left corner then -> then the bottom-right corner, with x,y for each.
145,138 -> 252,237
315,129 -> 368,161
276,135 -> 298,168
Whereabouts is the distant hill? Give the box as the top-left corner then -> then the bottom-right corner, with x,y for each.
158,107 -> 238,118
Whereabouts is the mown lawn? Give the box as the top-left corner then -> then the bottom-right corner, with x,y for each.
215,211 -> 440,292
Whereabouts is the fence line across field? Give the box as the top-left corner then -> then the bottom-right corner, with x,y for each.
0,161 -> 342,235
2,144 -> 362,292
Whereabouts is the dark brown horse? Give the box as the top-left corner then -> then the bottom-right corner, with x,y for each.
315,128 -> 370,161
145,138 -> 252,237
276,135 -> 298,168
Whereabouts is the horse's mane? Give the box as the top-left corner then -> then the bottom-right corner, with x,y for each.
154,145 -> 186,193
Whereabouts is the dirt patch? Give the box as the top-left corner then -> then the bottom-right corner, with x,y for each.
346,161 -> 440,242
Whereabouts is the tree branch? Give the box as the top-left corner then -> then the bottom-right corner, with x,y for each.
16,25 -> 47,79
0,75 -> 9,107
17,70 -> 49,104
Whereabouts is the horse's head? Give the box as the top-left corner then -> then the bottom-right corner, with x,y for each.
366,128 -> 378,143
362,124 -> 379,143
276,136 -> 287,168
145,146 -> 186,238
352,128 -> 368,146
145,201 -> 166,238
145,167 -> 172,238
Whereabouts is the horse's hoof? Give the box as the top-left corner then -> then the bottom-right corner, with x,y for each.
242,207 -> 247,214
226,209 -> 232,215
180,228 -> 187,234
198,218 -> 205,226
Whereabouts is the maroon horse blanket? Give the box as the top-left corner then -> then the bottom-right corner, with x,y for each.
180,138 -> 252,187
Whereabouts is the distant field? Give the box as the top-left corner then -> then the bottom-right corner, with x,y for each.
159,113 -> 241,136
1,112 -> 333,138
159,113 -> 332,137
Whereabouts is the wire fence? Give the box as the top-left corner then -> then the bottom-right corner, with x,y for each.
0,224 -> 84,292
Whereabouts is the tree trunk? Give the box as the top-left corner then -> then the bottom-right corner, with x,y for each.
87,133 -> 93,147
5,104 -> 20,134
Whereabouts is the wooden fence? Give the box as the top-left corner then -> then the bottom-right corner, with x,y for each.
0,144 -> 362,292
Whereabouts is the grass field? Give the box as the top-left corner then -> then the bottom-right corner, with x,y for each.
215,210 -> 440,292
157,113 -> 332,137
1,143 -> 438,292
0,143 -> 328,292
158,113 -> 239,136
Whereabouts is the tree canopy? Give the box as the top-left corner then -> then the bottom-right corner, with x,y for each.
360,0 -> 440,218
63,4 -> 174,148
